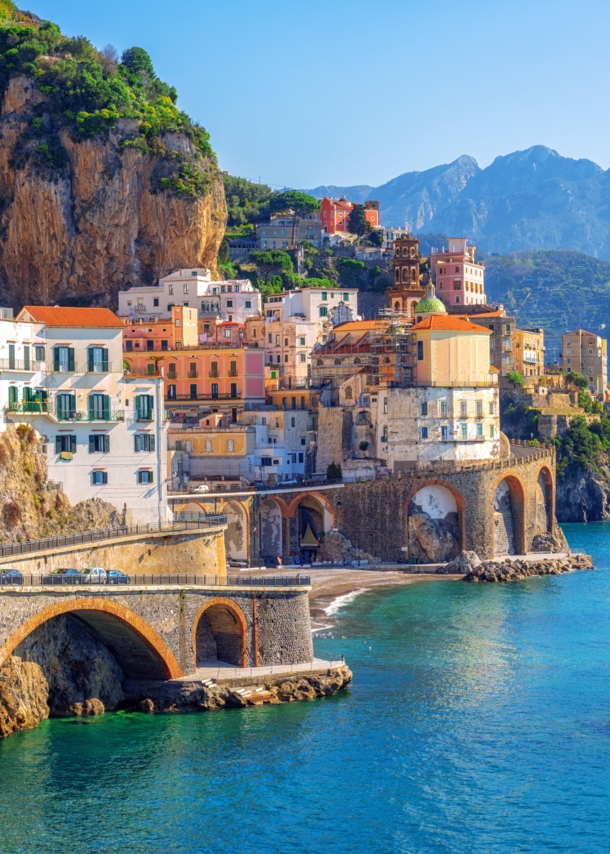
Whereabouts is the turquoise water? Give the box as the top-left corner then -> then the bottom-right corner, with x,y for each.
1,524 -> 610,853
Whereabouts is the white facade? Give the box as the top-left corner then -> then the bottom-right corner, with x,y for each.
5,310 -> 168,525
0,316 -> 46,429
265,287 -> 359,325
118,268 -> 262,324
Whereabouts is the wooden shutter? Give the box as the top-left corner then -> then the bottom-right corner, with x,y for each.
102,395 -> 110,421
55,436 -> 62,454
134,435 -> 140,452
53,347 -> 60,372
68,348 -> 75,372
70,435 -> 76,453
87,349 -> 94,373
150,435 -> 155,452
103,435 -> 110,453
89,436 -> 95,453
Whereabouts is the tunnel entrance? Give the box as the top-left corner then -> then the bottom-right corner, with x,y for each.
194,601 -> 247,668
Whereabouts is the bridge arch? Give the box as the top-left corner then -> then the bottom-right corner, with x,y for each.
536,465 -> 554,534
259,497 -> 287,559
405,481 -> 465,563
223,500 -> 250,562
192,597 -> 248,669
492,473 -> 526,556
0,598 -> 183,680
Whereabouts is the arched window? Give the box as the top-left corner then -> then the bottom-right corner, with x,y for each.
394,301 -> 401,311
354,357 -> 361,365
334,358 -> 341,365
395,268 -> 400,282
317,359 -> 324,366
402,268 -> 409,282
345,385 -> 353,399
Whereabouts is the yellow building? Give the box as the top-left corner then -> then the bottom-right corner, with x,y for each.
514,328 -> 544,377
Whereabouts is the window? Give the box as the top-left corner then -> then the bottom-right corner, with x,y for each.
229,360 -> 237,376
261,417 -> 267,426
261,457 -> 272,467
301,437 -> 306,445
35,345 -> 45,362
319,306 -> 328,317
252,328 -> 256,338
506,324 -> 511,334
53,346 -> 75,372
453,280 -> 461,290
490,424 -> 495,438
421,427 -> 429,439
299,336 -> 306,346
205,440 -> 212,452
135,395 -> 154,421
245,300 -> 252,309
175,319 -> 181,328
489,402 -> 494,415
476,400 -> 483,417
168,284 -> 174,295
460,400 -> 467,417
490,339 -> 495,351
299,452 -> 304,463
146,340 -> 154,351
134,434 -> 155,452
343,293 -> 349,301
506,356 -> 511,366
421,402 -> 428,416
161,340 -> 168,350
211,383 -> 219,399
88,393 -> 111,421
441,426 -> 448,441
210,361 -> 218,377
55,435 -> 76,454
417,341 -> 424,361
589,367 -> 594,374
125,340 -> 133,352
322,292 -> 328,301
147,364 -> 154,376
89,435 -> 110,453
168,384 -> 176,400
137,470 -> 154,484
91,470 -> 108,485
275,334 -> 280,346
153,298 -> 159,307
189,384 -> 197,399
268,334 -> 272,343
461,423 -> 468,440
284,355 -> 288,363
440,401 -> 448,417
476,423 -> 483,438
183,284 -> 189,294
589,348 -> 594,355
227,440 -> 234,452
299,353 -> 306,363
284,338 -> 288,347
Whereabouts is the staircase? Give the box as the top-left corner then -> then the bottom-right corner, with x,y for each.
494,507 -> 516,556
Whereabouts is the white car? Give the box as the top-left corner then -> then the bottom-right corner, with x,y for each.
81,567 -> 107,583
192,484 -> 210,493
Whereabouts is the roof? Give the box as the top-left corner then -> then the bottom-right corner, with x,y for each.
332,320 -> 390,332
414,296 -> 447,314
455,310 -> 505,319
411,315 -> 492,334
490,366 -> 500,372
19,306 -> 124,328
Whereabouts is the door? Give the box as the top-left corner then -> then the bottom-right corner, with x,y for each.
8,385 -> 18,410
88,393 -> 110,421
8,344 -> 15,370
211,383 -> 219,399
57,393 -> 76,420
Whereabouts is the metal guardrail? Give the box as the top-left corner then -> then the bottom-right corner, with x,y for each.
0,573 -> 311,588
0,518 -> 227,558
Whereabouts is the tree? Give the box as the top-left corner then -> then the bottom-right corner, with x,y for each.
347,204 -> 372,241
269,190 -> 321,248
368,229 -> 384,247
506,370 -> 525,388
326,462 -> 342,481
338,258 -> 365,288
248,250 -> 293,285
566,370 -> 589,389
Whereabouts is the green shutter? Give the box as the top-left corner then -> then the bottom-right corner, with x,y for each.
102,348 -> 109,372
70,435 -> 76,453
55,436 -> 62,454
134,435 -> 140,452
89,436 -> 95,453
53,347 -> 60,372
150,435 -> 155,452
102,395 -> 110,421
68,348 -> 75,372
104,435 -> 110,454
87,349 -> 94,372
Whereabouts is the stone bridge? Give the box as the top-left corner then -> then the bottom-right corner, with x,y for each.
170,444 -> 558,563
0,582 -> 313,680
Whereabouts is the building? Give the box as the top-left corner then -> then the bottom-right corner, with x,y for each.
560,329 -> 608,396
430,238 -> 486,307
9,306 -> 168,525
118,269 -> 262,324
123,306 -> 199,353
124,344 -> 265,421
386,234 -> 426,320
320,196 -> 379,235
452,308 -> 517,376
515,328 -> 545,377
255,215 -> 322,249
316,287 -> 500,476
245,287 -> 359,389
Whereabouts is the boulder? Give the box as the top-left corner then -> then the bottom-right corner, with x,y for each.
0,656 -> 49,738
437,550 -> 481,575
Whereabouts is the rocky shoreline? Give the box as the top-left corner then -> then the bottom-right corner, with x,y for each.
460,554 -> 593,583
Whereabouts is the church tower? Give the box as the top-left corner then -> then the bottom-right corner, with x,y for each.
386,235 -> 426,321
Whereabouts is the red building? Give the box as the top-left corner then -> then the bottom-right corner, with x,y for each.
320,196 -> 380,234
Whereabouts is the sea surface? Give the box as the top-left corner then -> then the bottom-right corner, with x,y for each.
1,523 -> 610,854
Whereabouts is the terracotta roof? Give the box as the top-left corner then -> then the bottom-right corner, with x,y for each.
19,306 -> 124,328
490,366 -> 500,372
455,310 -> 505,318
333,320 -> 390,332
411,315 -> 492,333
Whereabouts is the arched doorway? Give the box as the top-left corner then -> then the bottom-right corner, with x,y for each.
259,498 -> 283,560
407,484 -> 461,562
193,599 -> 248,668
224,501 -> 248,562
494,476 -> 525,556
536,468 -> 553,534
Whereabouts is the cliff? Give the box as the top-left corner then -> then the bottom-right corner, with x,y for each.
555,462 -> 610,522
0,17 -> 226,308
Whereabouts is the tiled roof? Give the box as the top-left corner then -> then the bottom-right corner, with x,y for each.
411,315 -> 492,333
455,310 -> 505,318
19,306 -> 124,328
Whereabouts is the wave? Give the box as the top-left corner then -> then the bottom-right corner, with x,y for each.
324,588 -> 367,616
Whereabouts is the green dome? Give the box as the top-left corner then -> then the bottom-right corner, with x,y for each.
414,296 -> 446,314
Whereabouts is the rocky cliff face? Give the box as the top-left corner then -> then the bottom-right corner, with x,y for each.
555,462 -> 610,523
0,76 -> 226,308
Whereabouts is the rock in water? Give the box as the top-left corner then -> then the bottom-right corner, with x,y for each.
0,656 -> 49,737
437,550 -> 482,575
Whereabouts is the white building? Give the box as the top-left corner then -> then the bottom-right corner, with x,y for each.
118,268 -> 262,324
6,307 -> 168,525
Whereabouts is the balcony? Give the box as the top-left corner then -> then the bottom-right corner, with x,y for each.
188,371 -> 198,379
87,361 -> 113,374
0,358 -> 46,372
228,370 -> 238,377
8,402 -> 124,422
209,370 -> 219,378
136,410 -> 154,422
166,392 -> 242,402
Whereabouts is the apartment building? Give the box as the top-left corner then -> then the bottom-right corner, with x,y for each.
255,214 -> 322,249
430,238 -> 486,307
123,306 -> 199,353
320,196 -> 379,234
118,268 -> 262,324
561,329 -> 608,396
514,328 -> 545,377
453,308 -> 517,376
9,307 -> 167,524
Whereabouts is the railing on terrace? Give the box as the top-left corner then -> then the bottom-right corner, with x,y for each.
8,403 -> 126,422
0,573 -> 311,588
0,517 -> 227,558
0,358 -> 46,372
167,393 -> 241,401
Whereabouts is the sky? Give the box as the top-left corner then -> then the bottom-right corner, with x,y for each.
27,0 -> 610,189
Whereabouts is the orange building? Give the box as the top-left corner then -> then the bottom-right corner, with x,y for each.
320,196 -> 379,234
123,306 -> 198,352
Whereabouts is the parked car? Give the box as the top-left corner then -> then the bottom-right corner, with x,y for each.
0,569 -> 23,585
227,558 -> 248,569
191,484 -> 210,494
108,570 -> 130,585
42,568 -> 82,585
281,479 -> 298,486
80,567 -> 107,583
252,481 -> 266,490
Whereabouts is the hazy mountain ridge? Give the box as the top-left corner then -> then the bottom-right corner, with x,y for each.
304,146 -> 610,260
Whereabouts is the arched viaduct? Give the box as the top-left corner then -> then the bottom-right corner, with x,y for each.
171,446 -> 557,564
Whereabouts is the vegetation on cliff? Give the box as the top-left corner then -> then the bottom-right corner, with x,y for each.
0,10 -> 215,197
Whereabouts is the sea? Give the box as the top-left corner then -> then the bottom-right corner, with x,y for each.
1,522 -> 609,854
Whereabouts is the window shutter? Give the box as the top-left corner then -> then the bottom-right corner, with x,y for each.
147,395 -> 154,412
53,347 -> 60,372
137,470 -> 142,484
102,471 -> 108,484
102,348 -> 109,372
70,435 -> 76,453
134,435 -> 140,453
55,436 -> 62,454
103,435 -> 110,454
87,349 -> 94,373
150,435 -> 155,452
148,472 -> 153,483
69,394 -> 76,416
89,436 -> 95,453
68,348 -> 75,372
102,395 -> 110,421
135,396 -> 142,418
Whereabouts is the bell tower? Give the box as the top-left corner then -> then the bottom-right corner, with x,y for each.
386,235 -> 425,321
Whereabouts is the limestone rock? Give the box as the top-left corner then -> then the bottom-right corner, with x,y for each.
0,656 -> 49,738
70,698 -> 105,717
317,530 -> 378,564
436,550 -> 482,575
139,698 -> 155,714
408,503 -> 460,563
463,555 -> 593,583
531,531 -> 569,554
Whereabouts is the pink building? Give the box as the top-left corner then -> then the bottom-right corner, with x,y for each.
430,238 -> 486,308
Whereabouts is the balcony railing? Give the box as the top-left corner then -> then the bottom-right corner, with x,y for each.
8,402 -> 125,422
167,393 -> 242,402
136,410 -> 154,422
209,370 -> 219,378
0,358 -> 46,372
86,362 -> 113,374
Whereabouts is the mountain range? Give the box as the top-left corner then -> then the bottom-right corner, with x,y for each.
305,146 -> 610,260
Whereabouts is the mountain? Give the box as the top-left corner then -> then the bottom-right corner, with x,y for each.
0,7 -> 225,308
304,146 -> 610,260
483,248 -> 610,355
303,184 -> 374,203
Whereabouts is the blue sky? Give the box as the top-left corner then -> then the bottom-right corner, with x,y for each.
28,0 -> 610,188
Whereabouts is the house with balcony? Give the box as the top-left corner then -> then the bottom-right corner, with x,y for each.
8,307 -> 168,524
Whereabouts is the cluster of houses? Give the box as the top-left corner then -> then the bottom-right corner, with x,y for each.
0,231 -> 605,531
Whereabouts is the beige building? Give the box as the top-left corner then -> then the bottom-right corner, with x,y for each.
561,329 -> 608,396
255,214 -> 322,249
514,328 -> 545,377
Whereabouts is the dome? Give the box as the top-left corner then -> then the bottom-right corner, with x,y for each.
414,296 -> 446,314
